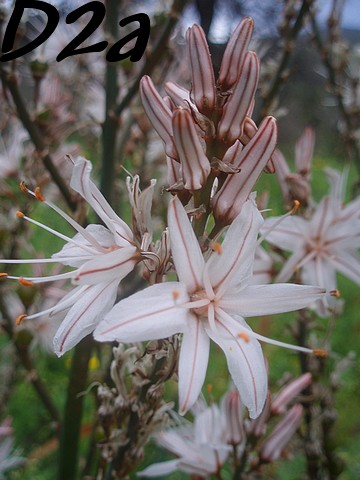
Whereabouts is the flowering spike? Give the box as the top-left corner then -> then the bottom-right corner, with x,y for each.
186,25 -> 216,115
139,76 -> 177,159
16,314 -> 27,326
218,17 -> 254,91
218,51 -> 259,144
35,186 -> 45,202
172,108 -> 211,190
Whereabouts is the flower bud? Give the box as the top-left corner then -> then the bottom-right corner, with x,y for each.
271,373 -> 312,415
295,127 -> 315,175
140,76 -> 177,158
186,25 -> 216,115
218,51 -> 259,145
260,404 -> 303,462
218,17 -> 254,91
247,392 -> 271,437
172,108 -> 211,190
221,389 -> 245,445
213,116 -> 277,225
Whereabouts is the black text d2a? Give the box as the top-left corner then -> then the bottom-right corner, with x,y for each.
0,0 -> 150,63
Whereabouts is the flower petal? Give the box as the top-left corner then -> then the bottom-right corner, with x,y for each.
209,196 -> 263,295
220,283 -> 326,317
207,309 -> 267,419
53,280 -> 118,356
168,196 -> 205,291
178,317 -> 210,415
138,459 -> 180,477
73,246 -> 138,285
94,282 -> 189,343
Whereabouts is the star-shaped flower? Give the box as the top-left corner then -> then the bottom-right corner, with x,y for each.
262,168 -> 360,316
2,157 -> 141,356
95,195 -> 325,418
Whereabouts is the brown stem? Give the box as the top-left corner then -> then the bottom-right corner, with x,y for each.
260,0 -> 313,118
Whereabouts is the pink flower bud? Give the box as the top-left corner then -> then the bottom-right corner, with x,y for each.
218,17 -> 254,91
172,108 -> 211,190
140,76 -> 177,159
295,127 -> 315,175
213,116 -> 277,225
218,51 -> 259,145
271,373 -> 312,415
186,25 -> 216,115
221,389 -> 245,445
165,81 -> 192,109
247,392 -> 271,437
260,404 -> 303,462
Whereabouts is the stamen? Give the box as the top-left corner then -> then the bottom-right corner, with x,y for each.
0,273 -> 8,278
35,186 -> 45,202
16,211 -> 25,218
290,200 -> 300,215
312,348 -> 328,358
237,331 -> 250,343
258,203 -> 302,246
330,289 -> 340,297
18,277 -> 34,287
19,181 -> 29,194
172,290 -> 181,301
7,271 -> 74,284
16,314 -> 27,325
207,383 -> 213,394
211,242 -> 223,255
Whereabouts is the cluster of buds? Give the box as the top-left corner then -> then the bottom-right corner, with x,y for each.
140,17 -> 277,227
140,373 -> 312,477
97,339 -> 178,477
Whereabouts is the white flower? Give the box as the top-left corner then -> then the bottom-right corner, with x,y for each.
139,404 -> 231,477
95,195 -> 325,418
2,157 -> 141,356
262,168 -> 360,316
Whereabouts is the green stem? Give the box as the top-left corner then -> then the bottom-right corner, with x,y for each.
57,335 -> 93,480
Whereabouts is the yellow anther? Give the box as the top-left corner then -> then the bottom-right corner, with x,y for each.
290,200 -> 300,215
0,273 -> 8,278
211,242 -> 223,255
35,186 -> 45,202
330,289 -> 340,297
237,332 -> 250,343
18,277 -> 34,287
19,181 -> 29,194
312,348 -> 328,358
172,290 -> 180,301
16,211 -> 25,218
16,314 -> 27,326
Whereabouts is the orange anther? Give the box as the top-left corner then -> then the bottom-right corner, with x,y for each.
312,348 -> 328,358
16,314 -> 27,326
0,273 -> 8,278
211,242 -> 223,255
207,383 -> 213,394
16,211 -> 25,218
18,277 -> 34,287
172,290 -> 180,301
237,332 -> 250,343
35,186 -> 45,202
19,181 -> 28,194
330,289 -> 340,297
291,200 -> 300,215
